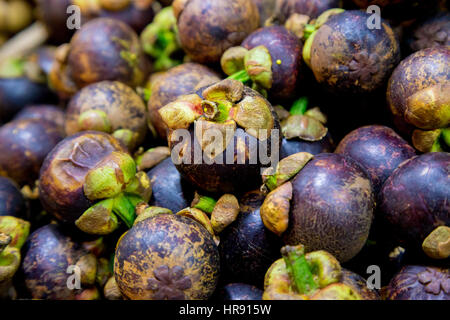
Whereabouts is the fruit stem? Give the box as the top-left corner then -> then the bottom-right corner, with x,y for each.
303,24 -> 316,40
112,193 -> 137,229
281,245 -> 319,295
227,69 -> 251,83
290,97 -> 308,115
193,195 -> 217,214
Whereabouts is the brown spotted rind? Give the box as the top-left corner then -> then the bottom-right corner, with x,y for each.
114,214 -> 220,300
0,119 -> 63,186
147,63 -> 220,139
284,153 -> 375,262
176,0 -> 260,64
384,265 -> 449,300
39,131 -> 127,223
379,152 -> 450,248
242,25 -> 303,101
387,46 -> 449,133
67,18 -> 149,89
335,125 -> 416,195
65,81 -> 147,148
310,10 -> 400,94
341,268 -> 381,300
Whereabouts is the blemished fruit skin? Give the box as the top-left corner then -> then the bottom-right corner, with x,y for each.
379,152 -> 450,248
341,269 -> 380,300
114,214 -> 220,300
283,153 -> 375,263
146,157 -> 194,214
335,125 -> 416,195
242,25 -> 303,101
383,265 -> 450,300
219,190 -> 282,286
22,224 -> 89,300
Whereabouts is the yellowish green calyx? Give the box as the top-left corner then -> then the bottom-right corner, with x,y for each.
244,45 -> 273,90
134,207 -> 173,225
78,110 -> 112,133
76,199 -> 119,235
112,129 -> 138,151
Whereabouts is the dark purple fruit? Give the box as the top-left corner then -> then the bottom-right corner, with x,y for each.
335,125 -> 416,194
146,157 -> 194,213
13,105 -> 65,131
281,132 -> 334,158
306,10 -> 400,95
341,269 -> 380,300
405,12 -> 450,53
0,78 -> 58,124
276,0 -> 341,22
22,224 -> 98,300
36,0 -> 75,43
114,213 -> 220,300
241,26 -> 303,101
284,153 -> 375,262
173,0 -> 260,64
0,177 -> 27,217
0,119 -> 63,186
147,63 -> 220,139
219,283 -> 263,300
219,190 -> 282,285
384,265 -> 449,300
379,152 -> 450,249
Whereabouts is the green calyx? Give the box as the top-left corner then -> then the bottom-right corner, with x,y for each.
227,69 -> 251,83
78,110 -> 112,133
290,97 -> 309,115
0,57 -> 25,78
78,152 -> 152,235
192,194 -> 217,214
432,128 -> 450,152
303,24 -> 316,40
134,206 -> 173,225
140,6 -> 181,71
112,129 -> 139,151
302,31 -> 316,69
281,245 -> 319,295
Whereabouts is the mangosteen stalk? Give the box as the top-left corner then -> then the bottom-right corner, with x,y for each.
281,245 -> 318,295
192,194 -> 217,214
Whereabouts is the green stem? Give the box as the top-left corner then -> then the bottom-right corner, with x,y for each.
193,196 -> 217,214
303,24 -> 316,40
290,97 -> 309,115
227,69 -> 251,83
112,194 -> 137,229
441,128 -> 450,149
281,245 -> 318,295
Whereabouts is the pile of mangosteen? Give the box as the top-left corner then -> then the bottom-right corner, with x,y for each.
0,0 -> 448,301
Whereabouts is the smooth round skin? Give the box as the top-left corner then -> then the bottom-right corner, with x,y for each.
387,46 -> 449,132
66,81 -> 147,148
22,224 -> 88,300
284,153 -> 375,262
0,177 -> 27,217
39,132 -> 127,223
68,18 -> 149,89
384,265 -> 449,300
175,0 -> 260,64
379,152 -> 450,247
277,0 -> 341,21
219,190 -> 282,286
0,78 -> 58,124
280,133 -> 334,159
335,125 -> 416,194
14,105 -> 65,131
310,10 -> 400,94
148,63 -> 220,139
242,25 -> 303,101
146,157 -> 194,214
219,283 -> 263,300
114,214 -> 220,300
0,119 -> 63,186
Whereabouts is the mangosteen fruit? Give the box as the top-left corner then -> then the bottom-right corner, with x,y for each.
159,79 -> 281,194
173,0 -> 260,64
383,265 -> 449,300
146,157 -> 195,214
219,190 -> 282,286
65,81 -> 148,151
261,152 -> 375,262
50,18 -> 149,97
147,63 -> 220,139
114,212 -> 220,300
340,268 -> 380,300
223,25 -> 303,101
304,10 -> 400,95
36,0 -> 75,43
0,119 -> 64,186
39,131 -> 152,235
335,125 -> 416,195
22,223 -> 100,300
13,105 -> 65,131
252,0 -> 276,26
387,46 -> 449,152
405,12 -> 450,53
218,283 -> 263,300
0,177 -> 27,218
379,152 -> 449,255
